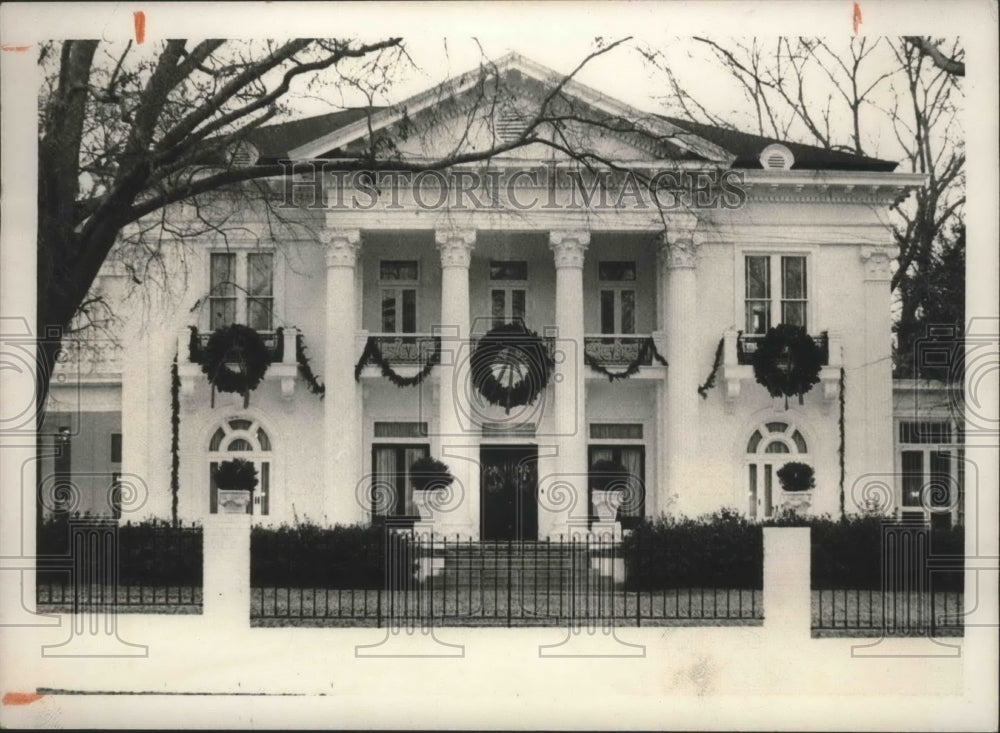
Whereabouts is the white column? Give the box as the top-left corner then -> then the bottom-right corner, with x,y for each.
546,231 -> 589,539
321,229 -> 363,526
435,229 -> 477,539
660,232 -> 700,517
857,245 -> 898,511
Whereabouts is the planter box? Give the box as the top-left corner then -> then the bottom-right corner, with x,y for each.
217,489 -> 251,514
592,489 -> 625,523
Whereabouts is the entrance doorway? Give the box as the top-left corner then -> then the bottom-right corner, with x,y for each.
480,445 -> 538,541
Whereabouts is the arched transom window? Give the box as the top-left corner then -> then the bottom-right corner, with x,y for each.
208,417 -> 272,515
745,421 -> 808,519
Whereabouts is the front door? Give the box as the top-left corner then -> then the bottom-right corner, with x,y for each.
480,445 -> 538,541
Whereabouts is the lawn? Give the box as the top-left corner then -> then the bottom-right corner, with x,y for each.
36,583 -> 203,614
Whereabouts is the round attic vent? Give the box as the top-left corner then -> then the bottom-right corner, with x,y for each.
759,143 -> 794,170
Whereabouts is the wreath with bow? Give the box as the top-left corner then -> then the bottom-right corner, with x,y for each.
751,324 -> 824,408
470,323 -> 553,414
200,324 -> 271,408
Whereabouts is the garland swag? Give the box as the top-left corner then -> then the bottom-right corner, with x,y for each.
838,366 -> 846,519
470,322 -> 553,414
275,327 -> 325,398
200,324 -> 271,408
584,338 -> 668,383
354,336 -> 442,387
751,324 -> 824,408
170,354 -> 180,526
697,337 -> 725,398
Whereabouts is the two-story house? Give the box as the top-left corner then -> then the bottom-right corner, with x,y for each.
41,53 -> 932,539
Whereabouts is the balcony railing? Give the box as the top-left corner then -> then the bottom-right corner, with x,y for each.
190,330 -> 283,363
365,334 -> 439,364
736,332 -> 830,366
584,335 -> 656,366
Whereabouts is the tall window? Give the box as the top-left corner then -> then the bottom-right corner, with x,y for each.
208,417 -> 272,516
489,260 -> 527,327
898,420 -> 963,527
745,421 -> 809,520
371,446 -> 429,518
598,262 -> 636,335
589,422 -> 645,527
110,432 -> 122,519
744,255 -> 807,335
209,251 -> 275,331
380,260 -> 418,333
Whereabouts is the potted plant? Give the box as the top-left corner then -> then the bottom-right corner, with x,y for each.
590,459 -> 630,523
409,456 -> 455,521
776,461 -> 815,513
214,458 -> 258,514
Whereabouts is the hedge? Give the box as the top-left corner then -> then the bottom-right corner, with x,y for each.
250,520 -> 415,590
37,514 -> 203,586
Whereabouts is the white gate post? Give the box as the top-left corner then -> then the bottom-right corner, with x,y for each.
763,526 -> 811,639
203,514 -> 251,625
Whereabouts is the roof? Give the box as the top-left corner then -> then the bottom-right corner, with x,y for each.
245,108 -> 380,162
658,116 -> 898,172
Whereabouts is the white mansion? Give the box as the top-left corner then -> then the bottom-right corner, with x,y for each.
41,54 -> 965,538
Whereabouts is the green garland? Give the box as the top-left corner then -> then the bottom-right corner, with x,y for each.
275,327 -> 326,398
170,354 -> 180,527
354,336 -> 442,387
838,366 -> 846,519
751,324 -> 824,408
697,337 -> 725,398
470,323 -> 553,414
584,338 -> 668,382
200,324 -> 271,408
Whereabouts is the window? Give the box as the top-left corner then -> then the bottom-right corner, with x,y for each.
371,444 -> 429,518
898,420 -> 963,526
380,260 -> 418,333
588,445 -> 645,527
489,260 -> 527,327
744,255 -> 807,335
590,423 -> 644,440
744,421 -> 809,520
110,433 -> 122,463
598,262 -> 636,335
209,251 -> 275,331
208,417 -> 272,516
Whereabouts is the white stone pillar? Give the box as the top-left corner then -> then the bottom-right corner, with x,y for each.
763,526 -> 811,640
858,245 -> 898,510
660,232 -> 700,518
546,231 -> 589,539
203,514 -> 251,624
321,229 -> 363,526
435,229 -> 477,539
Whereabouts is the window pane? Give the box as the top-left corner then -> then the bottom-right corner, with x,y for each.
781,256 -> 806,299
929,451 -> 952,508
374,422 -> 429,438
620,290 -> 635,334
766,422 -> 788,433
247,253 -> 273,296
209,428 -> 226,452
764,441 -> 790,454
402,447 -> 429,516
590,423 -> 643,440
110,433 -> 122,463
490,261 -> 528,280
746,430 -> 763,453
380,260 -> 418,281
792,430 -> 808,453
210,298 -> 236,330
227,438 -> 253,452
247,298 -> 272,331
598,261 -> 636,281
748,465 -> 758,520
781,301 -> 806,327
746,301 -> 769,334
600,290 -> 615,334
491,289 -> 506,324
745,256 -> 769,299
381,289 -> 397,332
900,421 -> 952,444
210,253 -> 236,296
763,465 -> 773,517
209,462 -> 219,513
511,289 -> 526,322
257,428 -> 271,451
901,451 -> 924,507
402,289 -> 417,333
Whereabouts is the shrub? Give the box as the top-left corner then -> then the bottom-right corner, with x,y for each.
409,456 -> 454,492
250,519 -> 415,589
214,458 -> 258,492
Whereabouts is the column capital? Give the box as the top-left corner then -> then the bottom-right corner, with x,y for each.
436,229 -> 476,268
658,239 -> 699,270
860,244 -> 899,281
321,229 -> 361,268
549,230 -> 590,268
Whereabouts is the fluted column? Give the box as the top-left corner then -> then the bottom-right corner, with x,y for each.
546,231 -> 589,538
322,229 -> 363,526
660,232 -> 700,517
435,229 -> 477,538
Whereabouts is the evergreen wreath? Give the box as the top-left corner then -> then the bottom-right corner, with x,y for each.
200,324 -> 271,408
470,322 -> 553,414
170,354 -> 180,526
584,338 -> 668,382
354,336 -> 441,387
776,461 -> 816,492
697,337 -> 725,398
214,458 -> 259,492
751,324 -> 824,408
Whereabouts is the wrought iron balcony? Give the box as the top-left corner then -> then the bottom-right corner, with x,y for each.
584,335 -> 657,366
364,334 -> 439,364
736,332 -> 830,366
190,330 -> 283,363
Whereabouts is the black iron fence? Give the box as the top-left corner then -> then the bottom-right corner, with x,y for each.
812,588 -> 963,636
250,533 -> 763,627
36,517 -> 203,613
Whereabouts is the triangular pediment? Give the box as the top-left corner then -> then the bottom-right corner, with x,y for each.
289,52 -> 734,167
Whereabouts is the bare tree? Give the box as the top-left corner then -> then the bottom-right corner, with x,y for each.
643,37 -> 965,377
